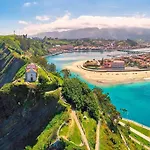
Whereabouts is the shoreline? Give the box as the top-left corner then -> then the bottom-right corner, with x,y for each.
122,118 -> 150,129
64,61 -> 150,86
44,47 -> 150,58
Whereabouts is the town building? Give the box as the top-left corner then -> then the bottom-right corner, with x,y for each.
103,60 -> 112,68
111,60 -> 125,70
25,63 -> 38,82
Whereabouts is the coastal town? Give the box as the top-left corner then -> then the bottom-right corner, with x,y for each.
47,38 -> 150,55
83,53 -> 150,71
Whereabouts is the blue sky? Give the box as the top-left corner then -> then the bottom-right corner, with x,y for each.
1,0 -> 150,35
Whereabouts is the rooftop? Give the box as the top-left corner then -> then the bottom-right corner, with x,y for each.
26,63 -> 37,70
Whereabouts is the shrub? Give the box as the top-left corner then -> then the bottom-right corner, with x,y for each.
44,89 -> 60,103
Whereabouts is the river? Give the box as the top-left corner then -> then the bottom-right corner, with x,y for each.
46,51 -> 150,127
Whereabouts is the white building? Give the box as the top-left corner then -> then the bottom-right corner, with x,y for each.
25,63 -> 37,82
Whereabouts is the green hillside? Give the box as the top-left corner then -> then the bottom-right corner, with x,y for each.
0,35 -> 51,87
0,44 -> 25,87
0,35 -> 149,150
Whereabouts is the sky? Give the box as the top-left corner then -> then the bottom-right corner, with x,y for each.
1,0 -> 150,35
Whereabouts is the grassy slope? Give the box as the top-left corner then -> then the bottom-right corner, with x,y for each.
100,121 -> 127,150
130,132 -> 150,147
13,64 -> 27,80
59,114 -> 82,145
62,139 -> 86,150
118,125 -> 147,150
0,36 -> 145,150
0,36 -> 26,86
121,119 -> 150,137
25,111 -> 69,150
80,112 -> 97,150
125,135 -> 146,150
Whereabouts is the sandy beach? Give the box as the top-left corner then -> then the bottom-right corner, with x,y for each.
65,61 -> 150,86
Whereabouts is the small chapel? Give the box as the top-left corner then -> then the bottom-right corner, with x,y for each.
25,63 -> 38,82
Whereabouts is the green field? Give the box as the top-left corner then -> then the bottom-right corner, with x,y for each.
130,132 -> 150,147
59,115 -> 82,145
118,125 -> 147,150
121,119 -> 150,137
79,112 -> 97,150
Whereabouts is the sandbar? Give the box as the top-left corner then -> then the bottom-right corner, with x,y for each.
64,61 -> 150,86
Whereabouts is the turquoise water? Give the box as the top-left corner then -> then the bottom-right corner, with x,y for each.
46,52 -> 150,127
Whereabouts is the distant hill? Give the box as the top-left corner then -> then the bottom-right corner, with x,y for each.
34,27 -> 150,41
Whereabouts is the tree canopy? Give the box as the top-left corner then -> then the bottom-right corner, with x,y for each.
61,69 -> 71,78
62,78 -> 100,121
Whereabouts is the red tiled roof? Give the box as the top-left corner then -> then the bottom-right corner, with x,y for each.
26,63 -> 37,70
26,69 -> 37,73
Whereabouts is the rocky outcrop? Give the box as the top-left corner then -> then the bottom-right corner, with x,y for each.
0,58 -> 25,87
0,98 -> 65,150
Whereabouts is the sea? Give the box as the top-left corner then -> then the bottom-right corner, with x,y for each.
46,51 -> 150,127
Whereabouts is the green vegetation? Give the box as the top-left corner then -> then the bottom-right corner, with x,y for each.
0,83 -> 12,93
44,88 -> 61,103
62,78 -> 100,121
100,121 -> 127,150
0,35 -> 146,150
93,88 -> 120,131
78,112 -> 97,150
59,123 -> 69,137
25,111 -> 69,150
58,99 -> 71,109
0,35 -> 50,56
0,35 -> 69,87
0,64 -> 62,122
130,132 -> 150,147
43,38 -> 70,46
38,66 -> 50,81
133,143 -> 146,150
59,116 -> 82,145
120,119 -> 150,138
68,121 -> 82,145
118,125 -> 147,150
61,69 -> 71,78
60,138 -> 86,150
14,64 -> 27,80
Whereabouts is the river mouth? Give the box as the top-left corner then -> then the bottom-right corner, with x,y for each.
46,51 -> 150,127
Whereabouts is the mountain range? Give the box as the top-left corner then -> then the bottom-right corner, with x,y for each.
34,27 -> 150,41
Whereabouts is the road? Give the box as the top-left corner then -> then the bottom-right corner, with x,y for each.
71,110 -> 90,150
95,121 -> 100,150
119,121 -> 150,143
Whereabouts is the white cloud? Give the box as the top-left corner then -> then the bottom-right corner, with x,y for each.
18,13 -> 150,35
18,20 -> 29,25
24,2 -> 31,7
23,1 -> 38,7
36,15 -> 50,21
